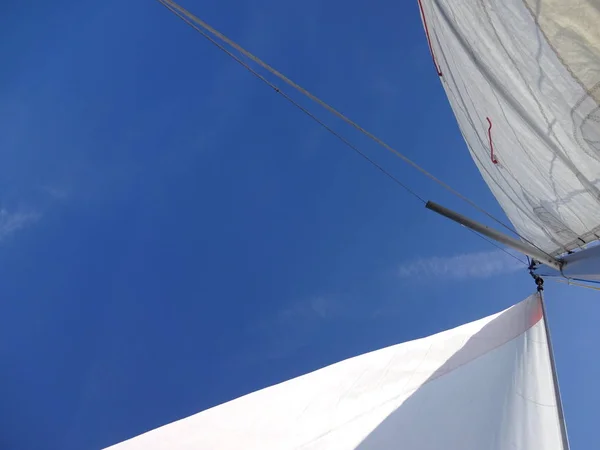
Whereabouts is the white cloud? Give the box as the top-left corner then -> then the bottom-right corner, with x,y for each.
42,185 -> 68,200
0,209 -> 41,241
276,295 -> 340,323
397,249 -> 524,281
241,295 -> 343,361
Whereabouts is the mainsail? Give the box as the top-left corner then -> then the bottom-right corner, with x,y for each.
105,294 -> 565,449
418,0 -> 600,256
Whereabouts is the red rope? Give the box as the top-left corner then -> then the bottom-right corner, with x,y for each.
487,117 -> 498,164
417,0 -> 442,77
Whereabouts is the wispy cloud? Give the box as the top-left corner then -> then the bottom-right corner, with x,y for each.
237,295 -> 343,363
0,209 -> 41,241
42,185 -> 68,200
277,296 -> 339,321
397,249 -> 524,281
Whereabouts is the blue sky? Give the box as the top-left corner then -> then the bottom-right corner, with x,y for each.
1,0 -> 599,449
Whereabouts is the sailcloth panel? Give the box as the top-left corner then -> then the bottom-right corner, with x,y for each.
419,0 -> 600,255
105,294 -> 564,450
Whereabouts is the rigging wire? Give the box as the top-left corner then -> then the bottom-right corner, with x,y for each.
569,277 -> 600,286
157,0 -> 556,262
466,229 -> 529,266
159,0 -> 539,267
159,1 -> 426,204
551,277 -> 600,292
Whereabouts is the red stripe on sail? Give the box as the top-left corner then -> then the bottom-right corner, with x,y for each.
417,0 -> 443,77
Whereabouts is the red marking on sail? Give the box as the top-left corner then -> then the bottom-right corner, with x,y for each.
529,297 -> 543,326
417,0 -> 443,77
487,117 -> 498,164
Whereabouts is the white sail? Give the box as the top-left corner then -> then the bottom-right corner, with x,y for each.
105,294 -> 565,449
418,0 -> 600,255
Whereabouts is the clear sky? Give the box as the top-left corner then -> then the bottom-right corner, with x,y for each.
1,0 -> 599,449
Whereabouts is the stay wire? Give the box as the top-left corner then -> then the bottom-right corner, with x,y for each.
551,277 -> 600,292
158,0 -> 556,262
159,0 -> 427,204
160,1 -> 536,267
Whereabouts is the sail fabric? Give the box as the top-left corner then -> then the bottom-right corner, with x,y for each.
105,294 -> 565,450
418,0 -> 600,255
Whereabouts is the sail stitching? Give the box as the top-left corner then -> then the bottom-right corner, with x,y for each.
551,223 -> 600,256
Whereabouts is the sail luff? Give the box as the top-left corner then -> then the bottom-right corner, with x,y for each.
539,291 -> 570,450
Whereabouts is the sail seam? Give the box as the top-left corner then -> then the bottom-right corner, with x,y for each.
552,223 -> 600,256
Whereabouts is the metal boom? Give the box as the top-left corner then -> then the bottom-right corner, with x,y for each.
426,200 -> 563,271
